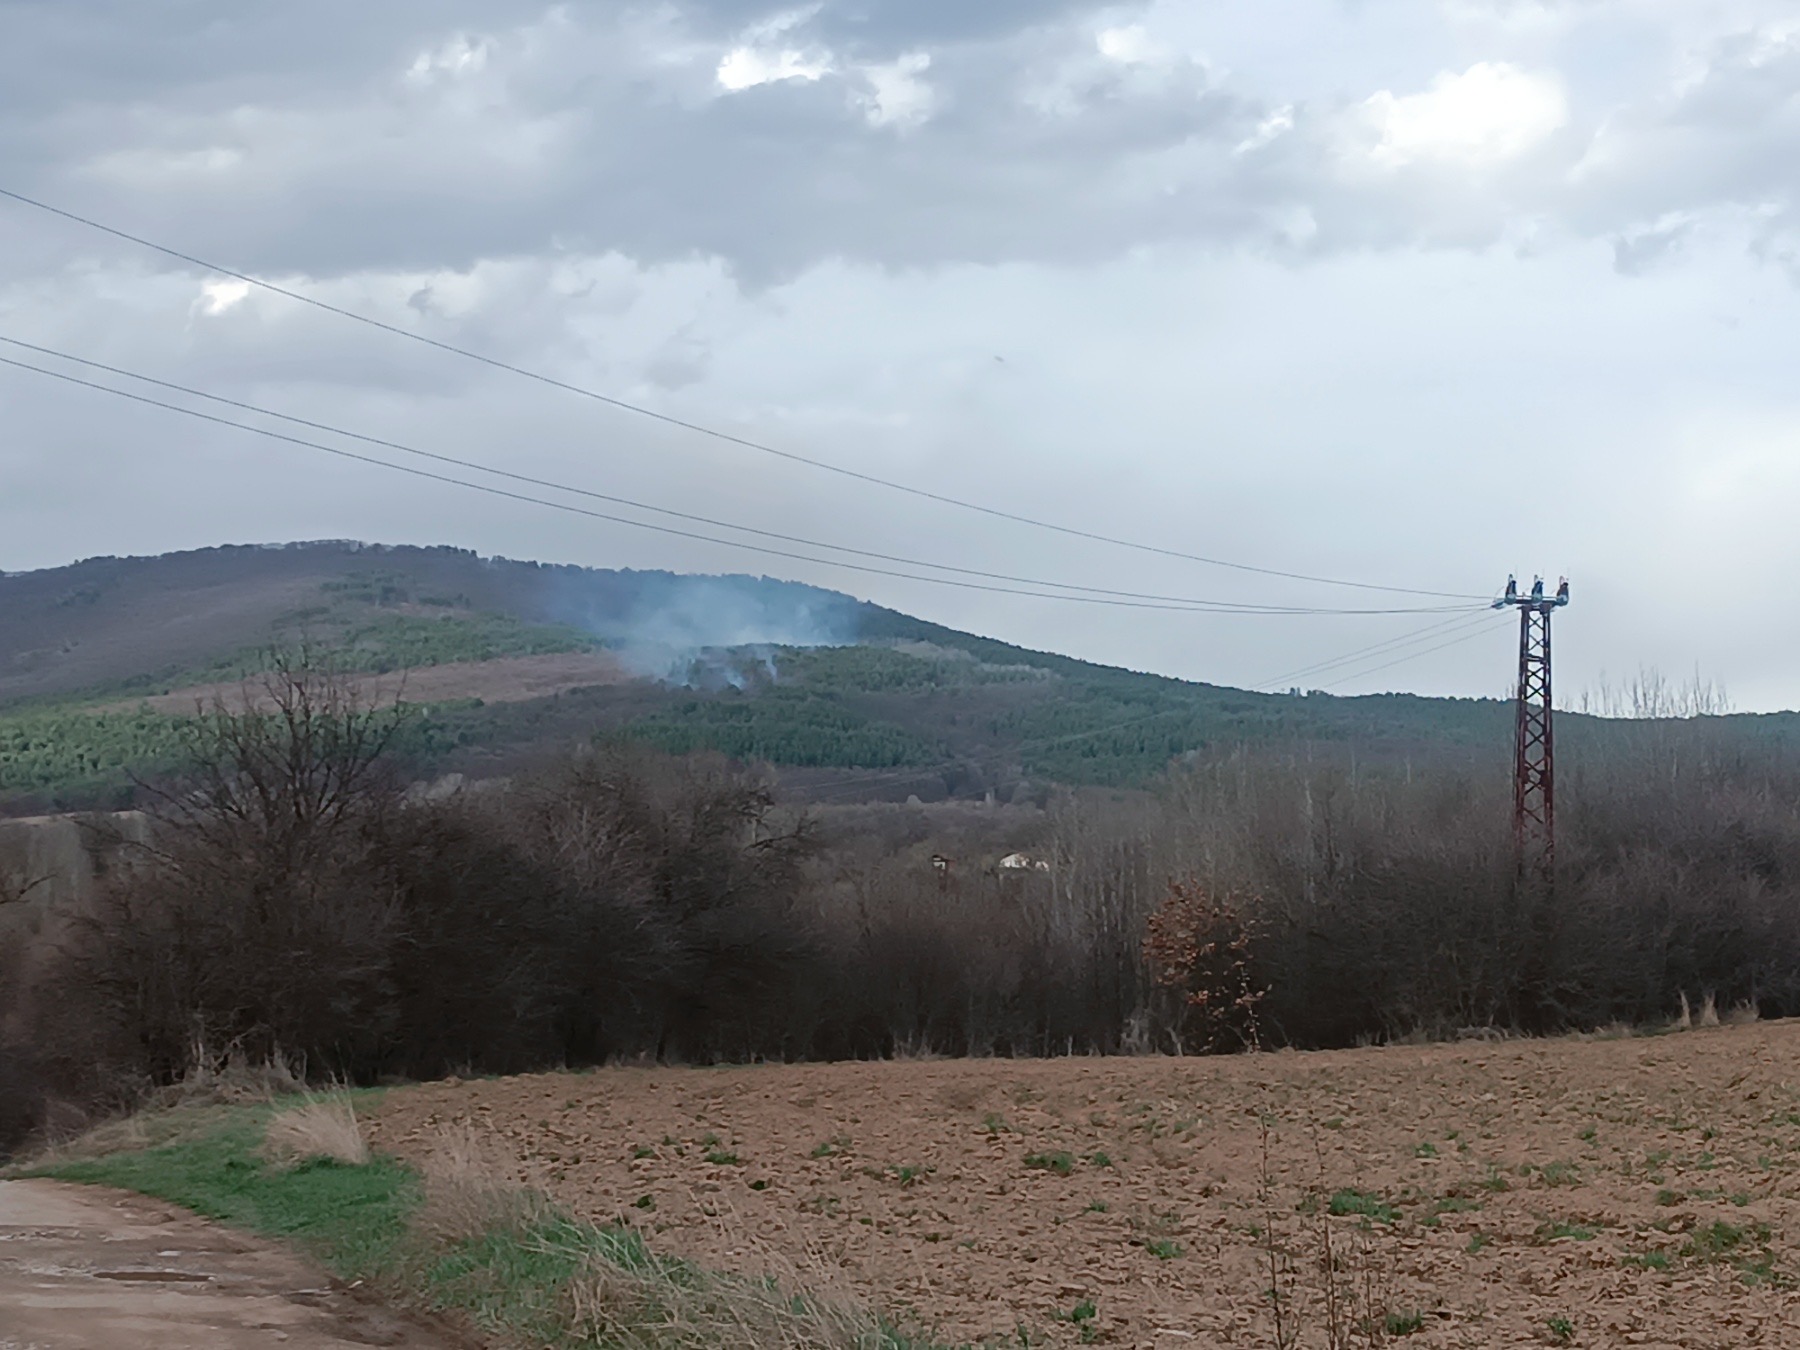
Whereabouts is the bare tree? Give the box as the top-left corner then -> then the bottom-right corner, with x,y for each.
67,648 -> 412,1079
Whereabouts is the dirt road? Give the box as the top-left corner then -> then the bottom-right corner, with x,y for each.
0,1179 -> 450,1350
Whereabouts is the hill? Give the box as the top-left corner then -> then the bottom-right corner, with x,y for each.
3,540 -> 1787,813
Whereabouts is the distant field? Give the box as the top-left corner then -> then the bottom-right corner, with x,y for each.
369,1022 -> 1800,1348
110,650 -> 632,715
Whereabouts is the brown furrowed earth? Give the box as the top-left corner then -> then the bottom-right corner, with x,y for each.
367,1022 -> 1800,1348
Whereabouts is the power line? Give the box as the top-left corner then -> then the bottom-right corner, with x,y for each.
1313,615 -> 1508,692
0,185 -> 1490,603
1253,610 -> 1498,692
0,351 -> 1481,618
0,337 -> 1482,618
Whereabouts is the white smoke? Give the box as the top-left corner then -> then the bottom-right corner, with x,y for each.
540,570 -> 864,684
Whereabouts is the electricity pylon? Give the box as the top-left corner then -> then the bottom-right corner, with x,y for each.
1494,575 -> 1569,885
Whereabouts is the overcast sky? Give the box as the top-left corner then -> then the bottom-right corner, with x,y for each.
3,0 -> 1798,706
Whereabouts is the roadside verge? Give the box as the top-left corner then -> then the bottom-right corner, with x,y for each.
10,1092 -> 939,1350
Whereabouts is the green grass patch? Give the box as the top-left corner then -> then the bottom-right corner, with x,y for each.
1024,1151 -> 1076,1176
34,1116 -> 415,1279
1327,1188 -> 1398,1223
1679,1219 -> 1778,1282
1384,1310 -> 1425,1337
27,1102 -> 940,1350
1054,1299 -> 1098,1324
1537,1160 -> 1580,1187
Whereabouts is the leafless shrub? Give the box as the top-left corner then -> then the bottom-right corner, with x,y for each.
150,1038 -> 306,1108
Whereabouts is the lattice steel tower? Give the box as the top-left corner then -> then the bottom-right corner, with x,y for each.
1495,576 -> 1569,883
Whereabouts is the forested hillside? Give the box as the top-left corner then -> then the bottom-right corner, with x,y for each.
5,541 -> 1796,813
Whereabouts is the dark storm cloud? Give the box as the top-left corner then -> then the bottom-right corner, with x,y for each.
0,0 -> 543,106
1,0 -> 1266,283
3,1 -> 1799,288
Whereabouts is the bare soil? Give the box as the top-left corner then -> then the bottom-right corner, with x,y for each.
0,1178 -> 454,1349
368,1022 -> 1800,1349
112,651 -> 632,715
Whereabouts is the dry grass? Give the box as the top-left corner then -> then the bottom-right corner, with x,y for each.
566,1251 -> 889,1350
261,1092 -> 370,1169
12,1044 -> 310,1167
410,1122 -> 895,1350
413,1122 -> 548,1244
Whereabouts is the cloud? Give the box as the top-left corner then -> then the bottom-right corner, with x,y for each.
11,0 -> 1800,710
1360,63 -> 1567,167
1567,20 -> 1800,235
7,0 -> 1800,289
194,278 -> 252,316
1611,213 -> 1693,275
406,33 -> 493,84
717,44 -> 833,92
858,52 -> 934,127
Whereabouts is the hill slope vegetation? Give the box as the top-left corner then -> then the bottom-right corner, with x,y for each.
3,540 -> 1794,812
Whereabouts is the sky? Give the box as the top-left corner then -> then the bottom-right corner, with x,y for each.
3,0 -> 1799,706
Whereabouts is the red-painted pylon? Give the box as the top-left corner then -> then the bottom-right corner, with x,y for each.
1495,575 -> 1568,885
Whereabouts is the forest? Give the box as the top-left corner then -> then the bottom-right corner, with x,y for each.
6,654 -> 1800,1156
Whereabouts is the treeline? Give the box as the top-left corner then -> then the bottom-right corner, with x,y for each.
625,689 -> 938,770
0,707 -> 191,801
6,658 -> 1800,1156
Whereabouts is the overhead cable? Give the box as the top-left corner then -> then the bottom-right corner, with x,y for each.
1253,610 -> 1499,692
0,351 -> 1481,617
1314,615 -> 1509,692
0,336 -> 1483,616
0,185 -> 1490,603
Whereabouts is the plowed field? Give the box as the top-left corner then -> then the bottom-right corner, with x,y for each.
368,1022 -> 1800,1348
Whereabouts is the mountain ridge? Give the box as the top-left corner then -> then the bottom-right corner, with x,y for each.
6,540 -> 1784,816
